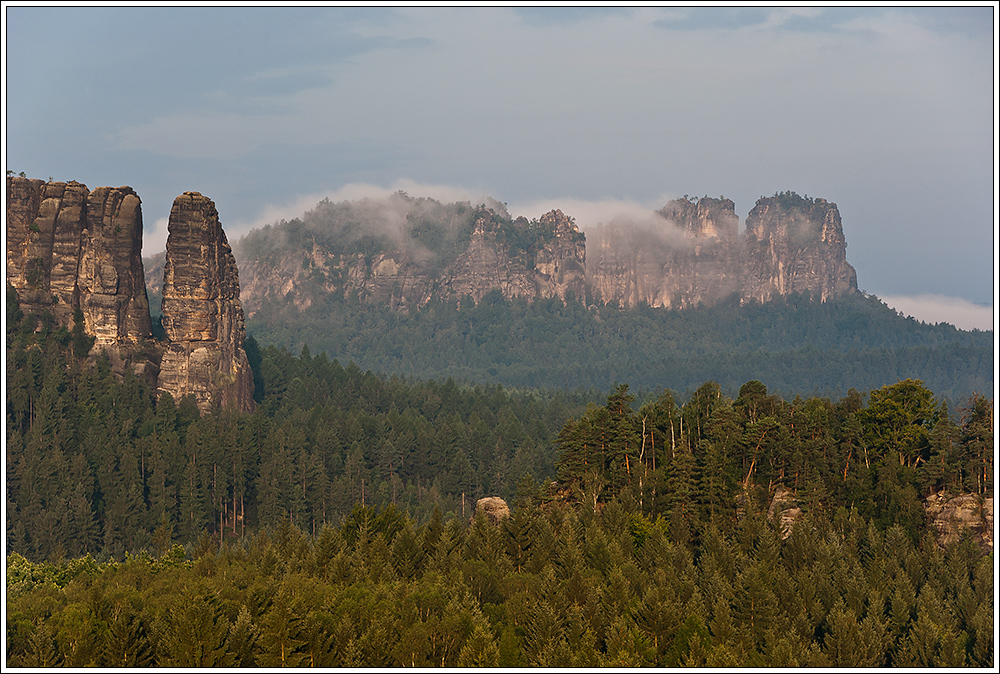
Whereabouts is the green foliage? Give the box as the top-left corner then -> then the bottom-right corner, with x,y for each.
247,289 -> 991,404
5,288 -> 995,667
6,497 -> 991,667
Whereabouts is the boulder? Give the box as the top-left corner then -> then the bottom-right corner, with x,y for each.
472,497 -> 510,525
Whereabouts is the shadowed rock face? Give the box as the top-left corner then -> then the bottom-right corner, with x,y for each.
533,209 -> 587,302
158,192 -> 255,414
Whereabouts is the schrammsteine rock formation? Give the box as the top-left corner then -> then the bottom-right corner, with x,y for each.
230,192 -> 857,317
157,192 -> 255,413
6,177 -> 254,414
740,192 -> 858,303
6,177 -> 158,378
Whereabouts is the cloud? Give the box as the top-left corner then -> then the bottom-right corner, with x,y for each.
508,195 -> 677,231
879,294 -> 995,332
144,216 -> 170,258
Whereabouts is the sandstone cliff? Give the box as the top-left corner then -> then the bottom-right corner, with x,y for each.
234,199 -> 588,317
6,177 -> 158,381
79,186 -> 153,344
741,192 -> 858,303
588,197 -> 741,309
230,191 -> 857,318
157,192 -> 255,414
6,177 -> 254,414
924,492 -> 994,550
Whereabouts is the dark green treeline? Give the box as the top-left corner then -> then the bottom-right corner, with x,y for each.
6,288 -> 584,561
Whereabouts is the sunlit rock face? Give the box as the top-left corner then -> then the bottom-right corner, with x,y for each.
79,186 -> 153,344
924,492 -> 994,550
191,191 -> 860,322
471,497 -> 510,525
740,193 -> 858,304
6,177 -> 154,343
7,178 -> 91,326
158,192 -> 255,414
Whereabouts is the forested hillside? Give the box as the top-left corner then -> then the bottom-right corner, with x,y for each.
5,286 -> 994,667
243,289 -> 992,405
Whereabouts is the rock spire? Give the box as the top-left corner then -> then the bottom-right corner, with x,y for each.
157,192 -> 255,413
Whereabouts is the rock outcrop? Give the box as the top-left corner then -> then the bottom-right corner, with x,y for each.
444,210 -> 539,303
6,177 -> 255,414
471,496 -> 510,525
6,177 -> 156,381
741,192 -> 858,303
157,192 -> 255,414
7,178 -> 93,326
588,197 -> 741,309
532,209 -> 587,303
767,486 -> 804,540
79,186 -> 153,345
924,492 -> 993,550
234,204 -> 588,317
183,189 -> 859,327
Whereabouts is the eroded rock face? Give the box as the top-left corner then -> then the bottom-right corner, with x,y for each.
158,192 -> 255,414
588,197 -> 741,309
6,178 -> 90,326
471,496 -> 510,525
445,210 -> 539,303
79,186 -> 153,344
924,492 -> 993,550
223,191 -> 859,320
741,194 -> 858,303
532,209 -> 587,302
6,177 -> 154,353
767,486 -> 804,540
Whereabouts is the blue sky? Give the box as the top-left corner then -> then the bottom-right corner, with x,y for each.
4,4 -> 996,330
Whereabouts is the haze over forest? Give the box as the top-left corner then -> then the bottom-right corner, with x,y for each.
5,5 -> 995,330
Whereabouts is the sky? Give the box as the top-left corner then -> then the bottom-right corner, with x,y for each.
4,3 -> 997,331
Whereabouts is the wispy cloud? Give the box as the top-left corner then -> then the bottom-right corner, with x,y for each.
879,294 -> 994,332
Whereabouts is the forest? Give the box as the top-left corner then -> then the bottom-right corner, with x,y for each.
242,288 -> 993,406
5,285 -> 995,667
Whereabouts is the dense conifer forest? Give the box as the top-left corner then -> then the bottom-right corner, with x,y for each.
5,286 -> 995,667
241,289 -> 992,405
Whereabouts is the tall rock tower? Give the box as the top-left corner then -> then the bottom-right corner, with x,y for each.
740,192 -> 858,303
158,192 -> 255,413
78,186 -> 153,344
6,175 -> 156,383
587,196 -> 741,309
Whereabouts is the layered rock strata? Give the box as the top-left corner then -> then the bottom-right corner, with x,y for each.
6,177 -> 255,413
79,186 -> 153,344
6,177 -> 154,359
588,197 -> 741,309
924,492 -> 994,550
741,193 -> 858,303
157,192 -> 255,414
